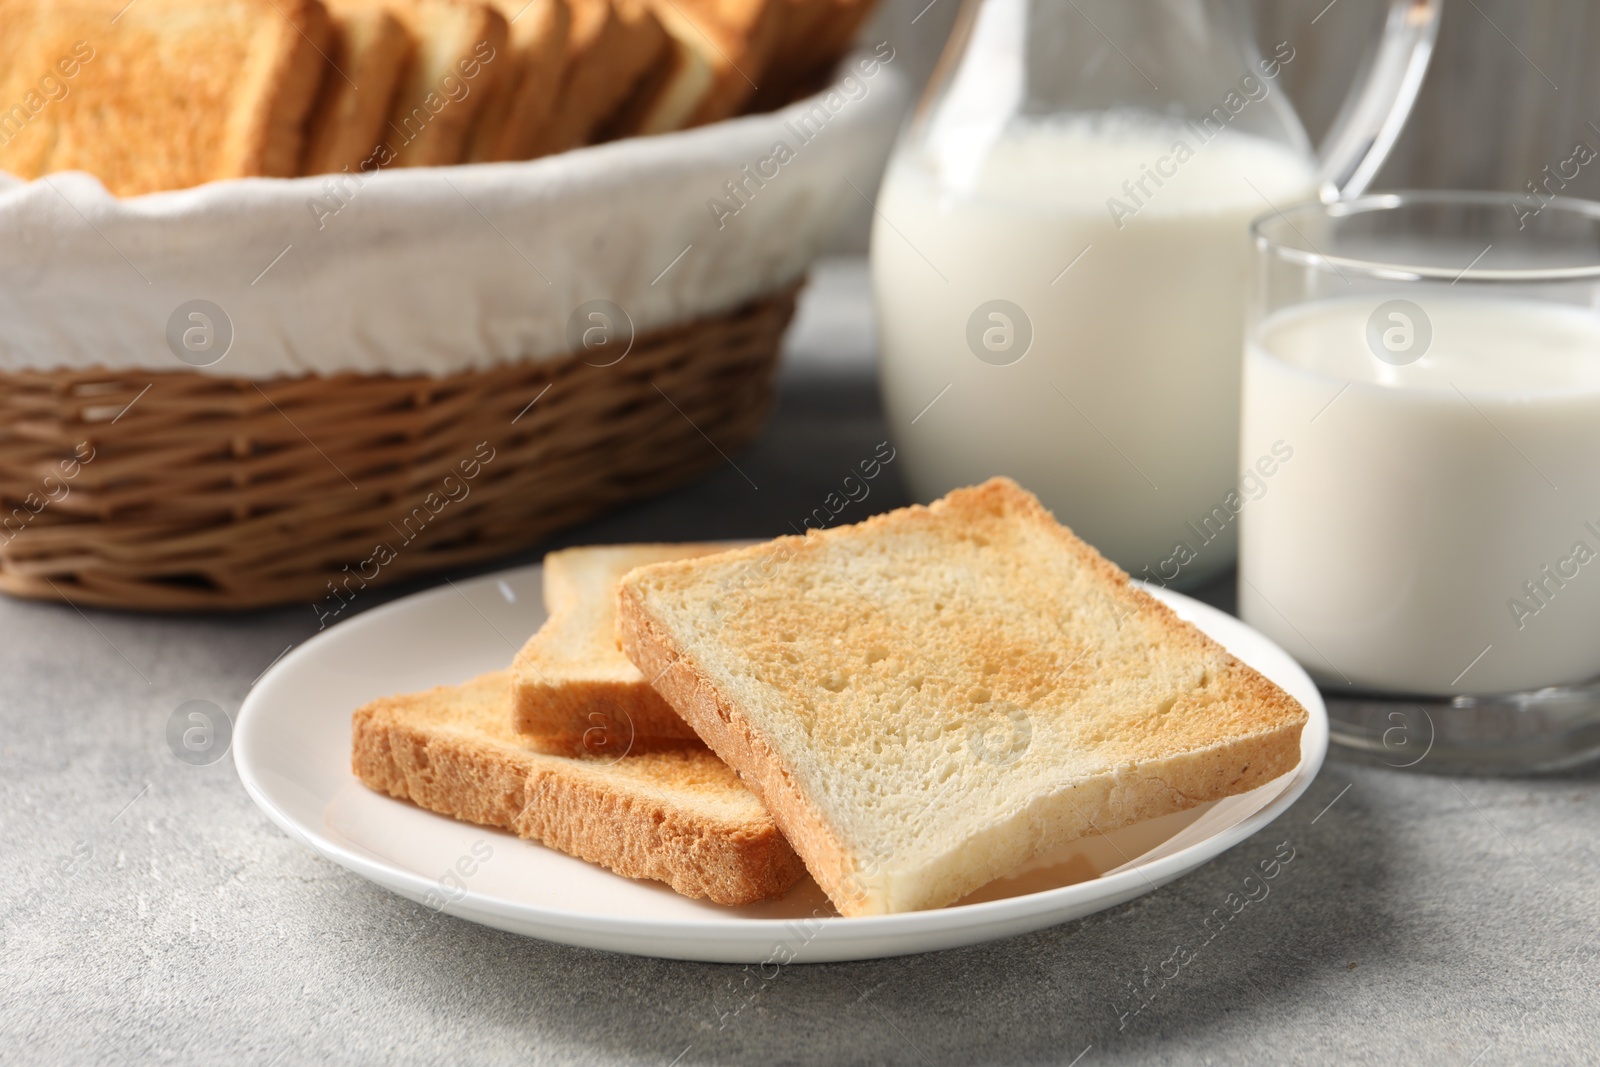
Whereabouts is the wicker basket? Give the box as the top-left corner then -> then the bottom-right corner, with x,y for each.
0,284 -> 797,611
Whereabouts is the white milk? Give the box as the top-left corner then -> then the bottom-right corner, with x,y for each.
873,114 -> 1319,585
1241,295 -> 1600,695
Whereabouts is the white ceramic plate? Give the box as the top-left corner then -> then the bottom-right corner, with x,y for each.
234,564 -> 1328,963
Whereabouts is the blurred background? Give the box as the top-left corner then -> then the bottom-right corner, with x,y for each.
839,0 -> 1599,249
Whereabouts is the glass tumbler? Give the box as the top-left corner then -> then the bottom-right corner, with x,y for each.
1241,192 -> 1600,773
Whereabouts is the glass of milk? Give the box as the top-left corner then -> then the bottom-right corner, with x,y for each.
1242,192 -> 1600,771
872,0 -> 1439,587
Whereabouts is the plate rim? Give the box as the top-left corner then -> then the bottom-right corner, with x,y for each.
233,565 -> 1329,957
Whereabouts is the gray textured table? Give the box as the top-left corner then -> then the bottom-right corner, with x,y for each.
2,261 -> 1596,1066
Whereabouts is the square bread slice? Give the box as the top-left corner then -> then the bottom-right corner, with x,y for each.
0,0 -> 331,196
300,6 -> 413,175
347,0 -> 510,166
618,478 -> 1309,916
464,0 -> 571,162
513,543 -> 739,746
529,0 -> 666,154
353,670 -> 806,904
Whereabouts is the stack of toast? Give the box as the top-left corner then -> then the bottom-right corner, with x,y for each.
353,479 -> 1309,915
0,0 -> 879,196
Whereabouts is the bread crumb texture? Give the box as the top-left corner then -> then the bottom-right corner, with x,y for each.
623,478 -> 1308,914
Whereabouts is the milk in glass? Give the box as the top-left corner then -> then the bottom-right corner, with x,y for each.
1240,295 -> 1600,694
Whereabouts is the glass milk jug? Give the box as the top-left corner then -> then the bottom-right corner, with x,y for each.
872,0 -> 1440,587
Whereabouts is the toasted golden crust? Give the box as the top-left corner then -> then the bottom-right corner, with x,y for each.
620,592 -> 854,903
662,0 -> 787,125
512,543 -> 737,744
466,0 -> 571,161
530,0 -> 666,154
0,0 -> 331,195
600,31 -> 709,138
618,478 -> 1308,915
338,0 -> 509,166
300,6 -> 412,174
351,670 -> 806,905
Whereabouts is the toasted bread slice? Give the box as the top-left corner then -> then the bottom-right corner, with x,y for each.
602,24 -> 714,137
300,7 -> 412,174
531,0 -> 666,154
465,0 -> 571,161
0,0 -> 331,196
618,478 -> 1309,916
658,0 -> 786,125
513,543 -> 737,745
344,0 -> 509,166
352,670 -> 806,905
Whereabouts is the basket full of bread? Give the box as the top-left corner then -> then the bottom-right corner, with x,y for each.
0,0 -> 903,610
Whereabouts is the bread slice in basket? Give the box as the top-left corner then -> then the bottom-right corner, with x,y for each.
465,0 -> 572,162
0,0 -> 331,196
345,0 -> 510,166
353,670 -> 806,904
301,5 -> 413,174
530,0 -> 666,154
513,543 -> 736,746
602,16 -> 715,137
618,478 -> 1309,916
660,0 -> 788,125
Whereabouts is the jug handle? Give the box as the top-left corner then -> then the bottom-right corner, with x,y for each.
1314,0 -> 1442,199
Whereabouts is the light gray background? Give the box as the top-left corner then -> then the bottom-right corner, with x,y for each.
2,264 -> 1596,1065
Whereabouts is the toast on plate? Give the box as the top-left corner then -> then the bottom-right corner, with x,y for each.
513,543 -> 736,746
0,0 -> 331,196
352,670 -> 807,904
465,0 -> 571,161
300,5 -> 413,174
617,477 -> 1309,916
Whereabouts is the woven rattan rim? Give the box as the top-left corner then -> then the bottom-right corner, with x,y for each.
0,283 -> 798,612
